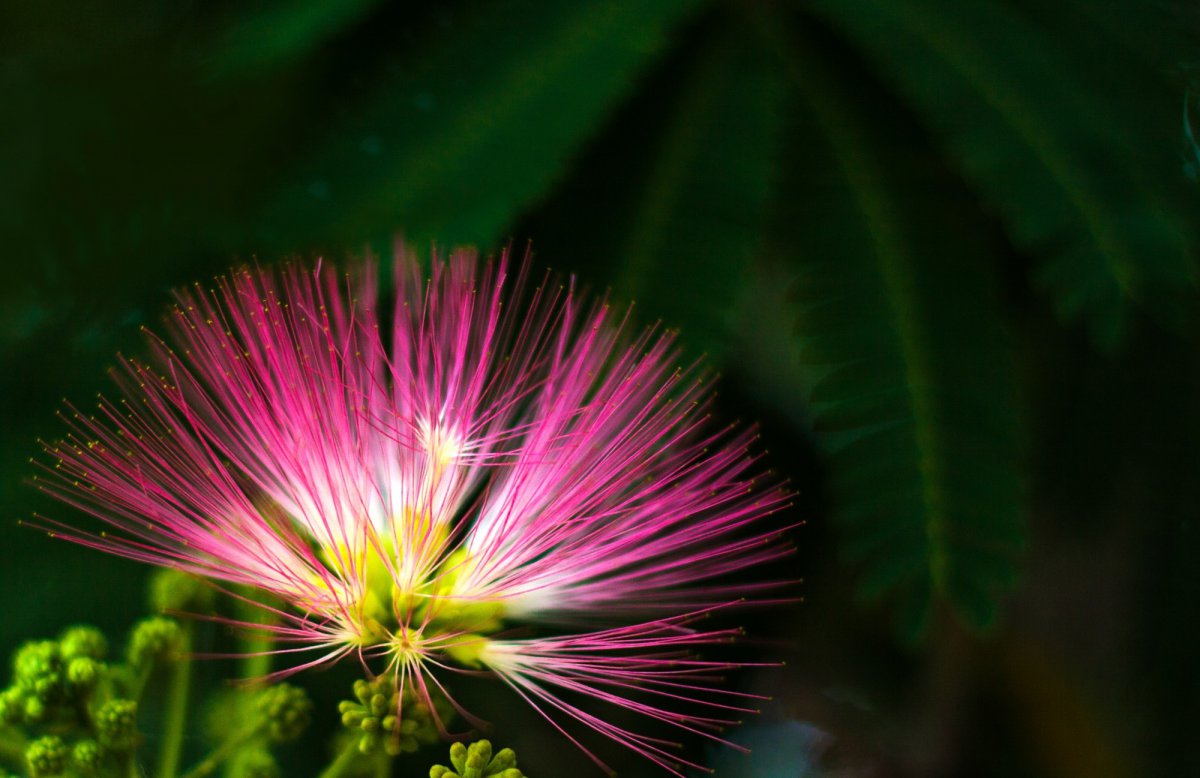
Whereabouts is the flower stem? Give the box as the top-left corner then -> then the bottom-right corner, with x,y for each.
240,632 -> 274,680
0,727 -> 27,770
157,621 -> 194,778
237,588 -> 277,680
373,749 -> 391,778
316,742 -> 366,778
176,730 -> 255,778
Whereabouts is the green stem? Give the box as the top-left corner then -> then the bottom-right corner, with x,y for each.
177,730 -> 257,778
237,589 -> 277,680
239,632 -> 274,681
373,748 -> 390,778
157,622 -> 194,778
316,742 -> 366,778
131,662 -> 155,701
0,727 -> 27,770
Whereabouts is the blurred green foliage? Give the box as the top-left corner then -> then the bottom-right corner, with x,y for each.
2,0 -> 1198,775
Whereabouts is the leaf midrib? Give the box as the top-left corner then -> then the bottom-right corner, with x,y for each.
767,25 -> 950,593
859,0 -> 1135,294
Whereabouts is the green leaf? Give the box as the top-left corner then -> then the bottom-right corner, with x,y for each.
202,0 -> 385,77
511,9 -> 785,358
608,17 -> 786,356
759,14 -> 1024,639
256,0 -> 706,251
805,0 -> 1196,349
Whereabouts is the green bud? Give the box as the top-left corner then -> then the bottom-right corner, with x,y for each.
451,742 -> 469,773
466,739 -> 491,771
338,700 -> 364,727
490,749 -> 517,772
66,657 -> 103,691
255,684 -> 312,744
0,687 -> 25,725
95,699 -> 138,751
127,617 -> 185,667
25,735 -> 67,778
59,626 -> 108,661
13,641 -> 64,700
148,569 -> 214,613
228,747 -> 281,778
71,740 -> 104,776
23,694 -> 47,723
431,740 -> 524,778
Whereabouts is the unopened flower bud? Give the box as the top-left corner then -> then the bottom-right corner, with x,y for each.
66,657 -> 102,691
95,699 -> 138,751
59,626 -> 107,661
71,740 -> 103,776
127,617 -> 184,667
489,749 -> 517,773
23,694 -> 47,723
255,684 -> 311,744
13,641 -> 63,700
26,735 -> 67,777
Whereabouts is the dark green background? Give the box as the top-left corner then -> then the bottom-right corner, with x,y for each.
2,0 -> 1199,775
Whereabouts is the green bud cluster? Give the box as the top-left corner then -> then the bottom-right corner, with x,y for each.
13,642 -> 64,707
1,625 -> 114,729
198,684 -> 311,777
70,740 -> 104,776
94,699 -> 138,751
0,624 -> 140,777
126,617 -> 185,667
254,683 -> 312,744
0,607 -> 318,778
61,627 -> 108,699
338,676 -> 454,756
429,740 -> 524,778
25,735 -> 68,778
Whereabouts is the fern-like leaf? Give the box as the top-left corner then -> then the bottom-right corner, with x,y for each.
608,16 -> 786,355
513,9 -> 784,358
805,0 -> 1195,348
761,13 -> 1024,638
202,0 -> 385,77
256,0 -> 705,251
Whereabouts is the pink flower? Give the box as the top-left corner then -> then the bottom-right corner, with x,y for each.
35,246 -> 791,775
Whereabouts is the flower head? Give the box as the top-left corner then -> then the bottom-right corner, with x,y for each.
35,246 -> 791,775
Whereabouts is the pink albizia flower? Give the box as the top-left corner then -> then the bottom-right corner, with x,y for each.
35,246 -> 792,775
